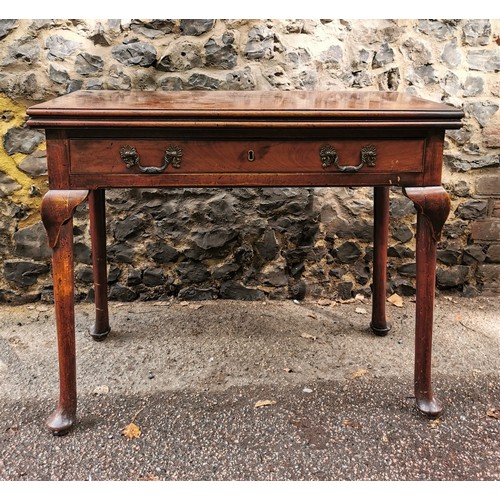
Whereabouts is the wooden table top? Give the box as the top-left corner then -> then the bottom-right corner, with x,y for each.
27,90 -> 464,129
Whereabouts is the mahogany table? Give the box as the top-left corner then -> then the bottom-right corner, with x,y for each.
27,90 -> 463,434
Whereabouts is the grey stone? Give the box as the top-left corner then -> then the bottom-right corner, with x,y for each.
445,154 -> 500,172
187,73 -> 221,90
392,224 -> 413,243
75,52 -> 104,75
334,241 -> 362,264
127,268 -> 142,286
463,245 -> 486,265
352,70 -> 373,89
130,19 -> 176,38
245,26 -> 274,60
442,71 -> 461,97
3,126 -> 44,155
467,50 -> 500,72
158,76 -> 184,91
3,37 -> 40,65
192,228 -> 238,251
76,266 -> 94,284
416,20 -> 456,41
108,243 -> 134,264
463,76 -> 484,97
455,199 -> 488,220
113,215 -> 145,241
465,103 -> 498,127
205,35 -> 237,70
17,150 -> 47,178
49,63 -> 69,84
288,280 -> 306,300
74,242 -> 91,265
403,38 -> 432,66
142,268 -> 165,287
111,42 -> 156,67
397,263 -> 417,277
220,281 -> 265,301
414,64 -> 438,84
372,42 -> 395,68
463,20 -> 491,46
450,180 -> 470,197
255,229 -> 279,261
320,45 -> 343,66
107,65 -> 131,90
286,47 -> 312,67
486,244 -> 500,263
147,241 -> 179,264
178,286 -> 215,301
13,222 -> 50,260
4,260 -> 49,286
88,22 -> 111,47
212,263 -> 240,280
66,80 -> 83,93
156,41 -> 202,72
337,281 -> 353,300
176,262 -> 210,284
109,283 -> 137,302
379,68 -> 400,91
441,39 -> 461,68
446,129 -> 473,146
388,245 -> 415,259
45,35 -> 80,60
330,219 -> 373,242
437,265 -> 469,288
437,247 -> 461,266
225,66 -> 256,90
179,19 -> 215,36
390,196 -> 416,218
0,20 -> 17,40
0,172 -> 21,197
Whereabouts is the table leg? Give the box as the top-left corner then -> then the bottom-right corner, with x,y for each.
403,186 -> 450,418
371,186 -> 391,336
89,189 -> 110,341
41,190 -> 89,435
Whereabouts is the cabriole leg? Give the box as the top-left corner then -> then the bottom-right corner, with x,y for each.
404,186 -> 450,418
41,190 -> 89,435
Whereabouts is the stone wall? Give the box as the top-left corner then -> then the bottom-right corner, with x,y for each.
0,19 -> 499,304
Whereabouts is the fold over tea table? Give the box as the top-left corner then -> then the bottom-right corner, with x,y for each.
27,90 -> 464,434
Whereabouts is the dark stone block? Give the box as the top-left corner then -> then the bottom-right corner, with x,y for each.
74,242 -> 92,265
0,20 -> 17,40
176,261 -> 210,284
109,283 -> 137,302
392,223 -> 413,243
108,266 -> 121,283
76,266 -> 94,284
212,263 -> 240,280
205,35 -> 237,69
17,150 -> 47,177
486,244 -> 500,263
4,36 -> 40,64
388,245 -> 415,259
192,228 -> 238,251
130,19 -> 176,38
288,280 -> 306,300
334,241 -> 362,264
111,42 -> 156,67
463,20 -> 491,46
463,245 -> 486,265
13,221 -> 50,260
337,281 -> 353,300
245,26 -> 274,60
178,286 -> 216,301
142,268 -> 164,287
437,247 -> 461,266
114,215 -> 146,241
255,229 -> 279,261
187,73 -> 221,90
3,126 -> 44,155
331,219 -> 373,242
225,66 -> 256,90
75,52 -> 104,75
397,262 -> 417,277
437,265 -> 469,288
127,268 -> 142,286
389,197 -> 415,218
353,263 -> 371,285
179,19 -> 215,36
147,241 -> 179,263
220,281 -> 265,301
45,34 -> 80,60
108,242 -> 134,264
4,260 -> 49,286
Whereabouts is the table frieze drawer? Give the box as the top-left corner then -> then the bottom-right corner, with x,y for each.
69,138 -> 425,175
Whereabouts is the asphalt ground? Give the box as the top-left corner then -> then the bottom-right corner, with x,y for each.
0,294 -> 498,486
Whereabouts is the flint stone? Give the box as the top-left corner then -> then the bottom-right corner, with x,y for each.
402,38 -> 432,66
13,222 -> 50,260
75,52 -> 104,75
3,37 -> 40,64
142,268 -> 165,287
127,268 -> 142,286
45,35 -> 80,60
76,266 -> 94,284
3,126 -> 44,155
130,19 -> 176,38
486,244 -> 500,263
109,283 -> 137,302
465,102 -> 498,128
49,63 -> 69,84
397,263 -> 416,277
329,219 -> 373,242
147,241 -> 179,263
388,245 -> 415,259
4,260 -> 49,286
320,45 -> 343,66
463,244 -> 486,265
112,42 -> 156,67
176,261 -> 210,284
416,20 -> 456,41
255,229 -> 279,261
414,64 -> 438,84
225,66 -> 256,90
337,281 -> 353,300
445,154 -> 500,171
0,172 -> 21,197
212,263 -> 240,280
156,41 -> 202,72
113,215 -> 145,241
245,26 -> 274,60
187,73 -> 221,90
108,242 -> 134,264
437,247 -> 461,266
0,20 -> 17,40
17,149 -> 46,178
467,50 -> 500,71
455,199 -> 488,220
220,281 -> 265,301
463,20 -> 491,46
288,280 -> 306,300
389,196 -> 415,217
178,286 -> 215,301
450,180 -> 470,197
179,20 -> 215,36
441,39 -> 461,68
205,34 -> 237,69
392,223 -> 413,243
192,228 -> 237,250
437,265 -> 469,288
463,76 -> 484,97
159,76 -> 184,91
442,71 -> 461,96
334,241 -> 362,264
74,242 -> 91,265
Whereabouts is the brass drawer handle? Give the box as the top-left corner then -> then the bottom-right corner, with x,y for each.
120,144 -> 183,173
320,144 -> 377,172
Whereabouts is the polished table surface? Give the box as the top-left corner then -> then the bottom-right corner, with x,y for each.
27,90 -> 463,434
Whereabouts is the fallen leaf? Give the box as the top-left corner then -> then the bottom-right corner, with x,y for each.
301,333 -> 317,340
255,399 -> 276,408
342,419 -> 362,429
122,422 -> 141,439
350,368 -> 368,379
388,293 -> 403,307
317,299 -> 331,306
486,408 -> 500,419
355,307 -> 367,314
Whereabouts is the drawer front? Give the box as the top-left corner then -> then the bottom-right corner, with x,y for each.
69,138 -> 425,175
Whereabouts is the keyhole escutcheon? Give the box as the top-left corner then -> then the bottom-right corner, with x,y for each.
247,150 -> 255,162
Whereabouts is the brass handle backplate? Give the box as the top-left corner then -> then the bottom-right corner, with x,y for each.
120,144 -> 183,173
320,144 -> 377,172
